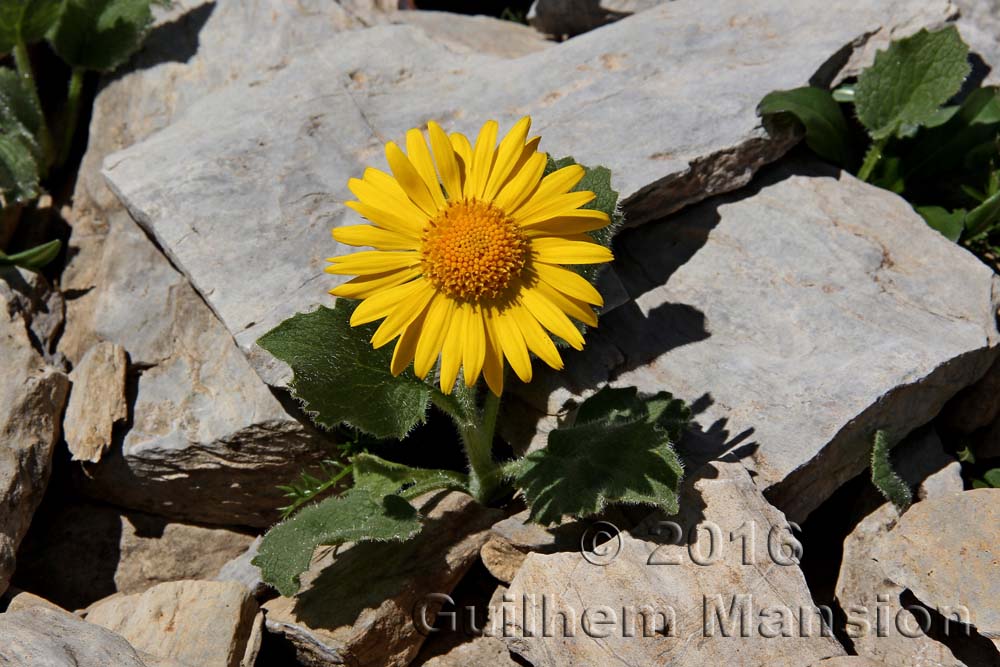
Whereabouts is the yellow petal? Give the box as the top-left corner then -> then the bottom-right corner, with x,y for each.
326,250 -> 421,276
428,121 -> 463,200
509,302 -> 564,370
468,120 -> 498,199
463,305 -> 486,387
439,303 -> 466,393
349,278 -> 427,326
329,267 -> 421,299
450,132 -> 473,191
343,199 -> 424,239
494,152 -> 547,213
530,262 -> 604,306
406,128 -> 447,210
531,278 -> 599,327
391,306 -> 428,376
371,280 -> 436,348
514,191 -> 596,227
332,225 -> 420,251
386,141 -> 439,217
510,164 -> 585,216
484,116 -> 531,201
520,287 -> 584,350
414,294 -> 454,378
532,237 -> 614,265
494,308 -> 532,383
482,314 -> 505,395
522,209 -> 611,236
350,174 -> 427,233
362,167 -> 409,201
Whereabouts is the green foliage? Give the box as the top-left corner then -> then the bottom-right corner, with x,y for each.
972,468 -> 1000,489
252,487 -> 422,597
916,206 -> 965,242
352,452 -> 469,499
0,238 -> 60,269
870,430 -> 912,511
276,458 -> 353,519
510,386 -> 689,525
758,86 -> 853,167
854,26 -> 970,140
0,67 -> 43,205
49,0 -> 156,72
257,299 -> 431,440
0,0 -> 62,52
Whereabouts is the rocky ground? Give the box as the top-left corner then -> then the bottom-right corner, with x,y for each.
2,1 -> 999,666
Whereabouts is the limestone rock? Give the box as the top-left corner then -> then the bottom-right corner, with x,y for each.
86,580 -> 261,667
5,590 -> 75,617
876,489 -> 1000,640
0,606 -> 185,667
390,10 -> 553,57
0,274 -> 70,596
502,461 -> 845,665
14,499 -> 255,610
528,0 -> 663,37
836,431 -> 968,666
955,0 -> 1000,86
420,636 -> 520,667
515,163 -> 999,521
481,510 -> 578,583
0,267 -> 64,362
215,536 -> 265,598
263,492 -> 502,667
941,355 -> 1000,434
100,0 -> 954,384
64,342 -> 128,463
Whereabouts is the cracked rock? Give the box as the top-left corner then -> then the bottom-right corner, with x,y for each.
64,341 -> 128,463
100,0 -> 952,386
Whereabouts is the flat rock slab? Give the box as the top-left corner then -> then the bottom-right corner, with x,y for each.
502,461 -> 845,665
515,164 -> 999,521
64,341 -> 128,463
876,489 -> 1000,640
86,580 -> 261,667
0,606 -> 185,667
263,492 -> 502,667
102,0 -> 953,380
0,270 -> 70,597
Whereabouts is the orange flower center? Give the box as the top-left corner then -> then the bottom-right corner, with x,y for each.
421,199 -> 528,302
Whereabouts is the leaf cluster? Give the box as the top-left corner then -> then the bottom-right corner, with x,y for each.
759,27 -> 1000,260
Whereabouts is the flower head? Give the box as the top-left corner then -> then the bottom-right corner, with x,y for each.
327,117 -> 613,395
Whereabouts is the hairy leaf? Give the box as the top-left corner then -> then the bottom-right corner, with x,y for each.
0,238 -> 60,269
49,0 -> 156,71
0,0 -> 62,52
916,206 -> 965,242
758,86 -> 853,166
253,487 -> 422,596
0,67 -> 42,205
0,133 -> 39,205
870,430 -> 912,511
855,26 -> 971,140
352,452 -> 469,499
257,300 -> 431,439
512,386 -> 688,525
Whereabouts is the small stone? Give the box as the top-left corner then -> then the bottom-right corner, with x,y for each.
64,342 -> 128,463
5,590 -> 75,617
876,489 -> 1000,639
263,492 -> 502,667
85,580 -> 261,667
215,536 -> 266,598
528,0 -> 663,37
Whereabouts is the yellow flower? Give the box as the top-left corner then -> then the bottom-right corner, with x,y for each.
327,117 -> 613,395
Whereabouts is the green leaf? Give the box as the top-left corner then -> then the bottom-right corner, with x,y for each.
49,0 -> 156,72
832,84 -> 855,103
0,0 -> 62,52
253,487 -> 422,597
916,206 -> 965,242
870,430 -> 912,511
511,386 -> 689,525
352,452 -> 469,499
963,188 -> 1000,239
758,86 -> 853,167
0,66 -> 42,205
979,468 -> 1000,488
0,238 -> 60,269
0,133 -> 39,205
854,26 -> 971,140
257,300 -> 431,439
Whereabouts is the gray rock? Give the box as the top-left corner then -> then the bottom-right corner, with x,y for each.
0,606 -> 185,667
215,536 -> 265,598
876,489 -> 1000,640
420,636 -> 520,667
527,0 -> 664,37
101,0 -> 953,385
955,0 -> 1000,86
64,342 -> 128,463
85,580 -> 261,667
514,163 -> 999,522
14,500 -> 255,610
836,430 -> 968,666
0,268 -> 64,362
941,355 -> 1000,435
501,461 -> 845,665
262,492 -> 503,667
0,274 -> 70,597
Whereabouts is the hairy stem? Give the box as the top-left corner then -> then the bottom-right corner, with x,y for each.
446,382 -> 502,504
857,137 -> 887,182
57,68 -> 85,167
